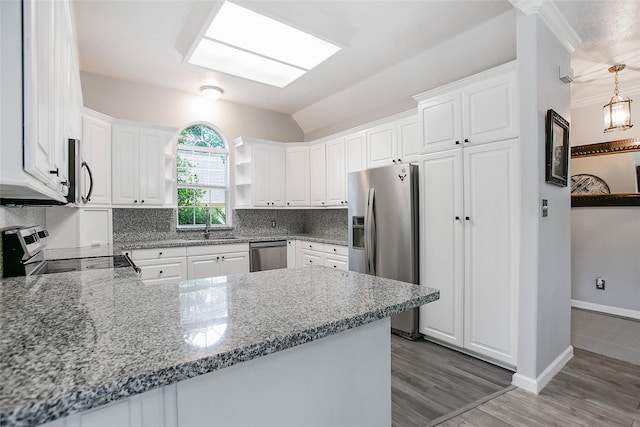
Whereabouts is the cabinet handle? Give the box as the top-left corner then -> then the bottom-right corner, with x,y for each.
49,168 -> 59,176
464,138 -> 469,143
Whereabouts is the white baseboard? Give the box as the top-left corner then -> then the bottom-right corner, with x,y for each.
512,345 -> 573,394
571,299 -> 640,320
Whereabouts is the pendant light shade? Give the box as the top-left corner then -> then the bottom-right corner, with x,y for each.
603,65 -> 633,133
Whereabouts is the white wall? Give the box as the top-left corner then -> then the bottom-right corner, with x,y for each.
80,72 -> 304,142
515,11 -> 572,384
569,100 -> 640,313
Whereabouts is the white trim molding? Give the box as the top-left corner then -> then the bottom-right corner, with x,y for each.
512,346 -> 573,394
571,300 -> 640,321
509,0 -> 582,53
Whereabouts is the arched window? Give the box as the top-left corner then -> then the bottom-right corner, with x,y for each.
176,123 -> 229,227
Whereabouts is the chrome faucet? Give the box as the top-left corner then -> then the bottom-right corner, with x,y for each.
203,206 -> 211,239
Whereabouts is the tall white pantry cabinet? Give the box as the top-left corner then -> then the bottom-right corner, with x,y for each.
416,61 -> 519,368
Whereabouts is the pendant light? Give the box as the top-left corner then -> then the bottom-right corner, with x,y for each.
603,64 -> 633,133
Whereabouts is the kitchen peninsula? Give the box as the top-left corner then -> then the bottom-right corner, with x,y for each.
0,266 -> 439,427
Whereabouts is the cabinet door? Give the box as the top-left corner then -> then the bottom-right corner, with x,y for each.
138,129 -> 166,205
346,132 -> 366,173
462,71 -> 518,146
309,143 -> 327,206
78,208 -> 113,247
251,145 -> 270,206
418,149 -> 464,347
285,146 -> 310,206
268,146 -> 286,206
82,115 -> 111,205
187,255 -> 221,280
323,254 -> 348,271
287,240 -> 297,268
325,138 -> 346,206
219,252 -> 250,275
22,0 -> 57,188
301,250 -> 323,267
463,139 -> 518,366
366,123 -> 397,169
419,92 -> 463,154
111,126 -> 139,205
397,115 -> 420,163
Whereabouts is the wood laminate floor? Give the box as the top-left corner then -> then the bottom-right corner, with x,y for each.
391,335 -> 513,427
435,348 -> 640,427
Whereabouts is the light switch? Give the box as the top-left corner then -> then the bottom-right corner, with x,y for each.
541,199 -> 549,217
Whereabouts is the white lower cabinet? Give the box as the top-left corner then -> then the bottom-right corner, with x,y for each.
129,247 -> 187,285
296,240 -> 348,271
418,139 -> 519,367
186,244 -> 249,279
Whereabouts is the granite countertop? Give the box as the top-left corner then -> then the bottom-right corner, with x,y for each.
0,267 -> 439,427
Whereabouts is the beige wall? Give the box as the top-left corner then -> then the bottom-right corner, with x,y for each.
80,72 -> 304,142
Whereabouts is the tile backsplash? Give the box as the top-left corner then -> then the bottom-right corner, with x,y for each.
112,208 -> 347,243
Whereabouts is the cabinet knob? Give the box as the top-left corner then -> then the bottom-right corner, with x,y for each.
322,202 -> 325,205
397,158 -> 401,162
455,140 -> 460,145
333,248 -> 337,252
141,200 -> 144,203
159,270 -> 163,274
333,265 -> 337,268
464,138 -> 469,143
134,200 -> 138,203
309,260 -> 313,264
216,256 -> 220,260
465,216 -> 470,221
392,159 -> 396,163
159,252 -> 163,256
287,202 -> 290,205
221,256 -> 225,260
455,216 -> 460,220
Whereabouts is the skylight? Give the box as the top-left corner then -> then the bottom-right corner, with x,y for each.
186,1 -> 341,88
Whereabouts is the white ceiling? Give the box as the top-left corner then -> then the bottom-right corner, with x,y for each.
72,0 -> 640,135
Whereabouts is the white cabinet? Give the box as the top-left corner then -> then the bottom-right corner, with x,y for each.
234,138 -> 286,208
419,139 -> 519,366
286,240 -> 298,268
81,111 -> 112,205
325,138 -> 347,206
285,146 -> 310,207
186,244 -> 249,279
346,131 -> 367,173
309,143 -> 327,206
1,0 -> 82,201
416,62 -> 518,154
131,247 -> 188,285
365,115 -> 419,169
45,207 -> 113,249
112,124 -> 175,206
297,241 -> 349,271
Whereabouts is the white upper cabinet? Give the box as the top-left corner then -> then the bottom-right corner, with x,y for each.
286,145 -> 310,207
366,122 -> 397,169
325,138 -> 347,206
416,62 -> 518,154
112,123 -> 175,206
309,143 -> 327,206
81,112 -> 112,205
234,138 -> 286,208
346,131 -> 367,173
396,115 -> 420,163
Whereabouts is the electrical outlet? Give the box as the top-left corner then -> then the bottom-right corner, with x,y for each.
596,277 -> 605,290
271,220 -> 276,228
156,223 -> 171,232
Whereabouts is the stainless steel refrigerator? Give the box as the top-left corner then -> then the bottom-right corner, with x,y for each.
348,163 -> 419,339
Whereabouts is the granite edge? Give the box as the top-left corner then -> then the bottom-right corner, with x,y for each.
1,291 -> 439,427
118,235 -> 347,251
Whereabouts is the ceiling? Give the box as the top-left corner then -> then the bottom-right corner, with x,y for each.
72,0 -> 640,136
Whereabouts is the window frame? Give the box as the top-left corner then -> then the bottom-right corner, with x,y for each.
176,122 -> 231,229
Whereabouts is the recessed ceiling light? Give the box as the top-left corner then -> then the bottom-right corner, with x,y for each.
186,1 -> 341,87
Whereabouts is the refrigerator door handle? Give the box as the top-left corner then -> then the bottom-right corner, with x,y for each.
365,188 -> 376,275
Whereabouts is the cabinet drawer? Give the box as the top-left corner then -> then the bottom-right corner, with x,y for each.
299,240 -> 323,252
187,243 -> 249,256
324,244 -> 348,256
324,254 -> 348,271
132,247 -> 186,260
135,258 -> 186,284
301,250 -> 323,267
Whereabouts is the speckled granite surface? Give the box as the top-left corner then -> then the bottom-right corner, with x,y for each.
0,268 -> 438,427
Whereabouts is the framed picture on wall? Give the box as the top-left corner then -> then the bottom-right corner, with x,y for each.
545,109 -> 570,187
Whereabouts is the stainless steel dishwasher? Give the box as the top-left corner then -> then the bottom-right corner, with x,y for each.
249,241 -> 287,272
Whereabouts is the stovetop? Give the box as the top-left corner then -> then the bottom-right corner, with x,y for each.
33,255 -> 135,275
